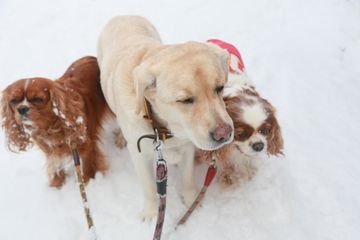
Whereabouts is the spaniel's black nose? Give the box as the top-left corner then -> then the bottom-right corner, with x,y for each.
252,142 -> 264,152
17,106 -> 29,116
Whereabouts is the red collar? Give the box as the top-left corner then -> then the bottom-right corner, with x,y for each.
207,39 -> 245,74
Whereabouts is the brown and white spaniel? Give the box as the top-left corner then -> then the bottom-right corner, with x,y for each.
196,40 -> 284,186
1,56 -> 112,187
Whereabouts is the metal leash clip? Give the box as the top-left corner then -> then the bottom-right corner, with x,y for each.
210,153 -> 217,167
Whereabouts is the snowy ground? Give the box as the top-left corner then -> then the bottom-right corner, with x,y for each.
1,0 -> 360,239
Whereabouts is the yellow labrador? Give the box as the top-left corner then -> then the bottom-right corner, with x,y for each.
97,16 -> 234,221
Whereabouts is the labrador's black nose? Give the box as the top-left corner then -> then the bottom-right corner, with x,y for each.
17,106 -> 29,116
252,142 -> 264,152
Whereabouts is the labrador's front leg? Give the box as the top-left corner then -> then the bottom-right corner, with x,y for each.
179,145 -> 198,207
129,146 -> 158,222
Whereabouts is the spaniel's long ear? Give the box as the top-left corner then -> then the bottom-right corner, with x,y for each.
267,110 -> 284,156
133,62 -> 157,115
50,85 -> 87,146
1,90 -> 32,152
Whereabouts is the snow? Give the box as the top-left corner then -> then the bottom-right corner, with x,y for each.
52,106 -> 60,116
76,116 -> 84,125
0,0 -> 360,239
87,227 -> 99,240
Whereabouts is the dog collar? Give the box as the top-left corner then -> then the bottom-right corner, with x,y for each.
207,39 -> 245,74
137,99 -> 173,152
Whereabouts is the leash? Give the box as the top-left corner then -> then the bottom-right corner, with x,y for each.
137,99 -> 172,240
71,148 -> 99,240
138,130 -> 168,240
176,153 -> 217,227
137,98 -> 219,232
153,130 -> 167,240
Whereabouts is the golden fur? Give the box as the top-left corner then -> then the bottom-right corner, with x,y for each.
97,16 -> 234,220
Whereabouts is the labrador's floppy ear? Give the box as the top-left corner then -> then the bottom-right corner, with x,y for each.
207,43 -> 230,78
217,49 -> 230,77
133,62 -> 157,115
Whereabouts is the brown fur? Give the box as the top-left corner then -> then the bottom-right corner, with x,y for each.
258,98 -> 284,156
1,56 -> 112,187
224,92 -> 284,156
196,88 -> 284,186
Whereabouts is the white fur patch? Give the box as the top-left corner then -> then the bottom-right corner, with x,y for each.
21,98 -> 29,107
242,103 -> 267,128
24,79 -> 30,91
52,101 -> 66,119
223,72 -> 254,98
23,124 -> 33,135
46,155 -> 72,178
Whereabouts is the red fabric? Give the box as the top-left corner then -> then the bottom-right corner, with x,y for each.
207,39 -> 245,73
204,166 -> 217,187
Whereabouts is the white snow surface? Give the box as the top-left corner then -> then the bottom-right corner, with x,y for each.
0,0 -> 360,239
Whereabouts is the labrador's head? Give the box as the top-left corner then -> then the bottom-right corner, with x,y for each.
134,41 -> 234,150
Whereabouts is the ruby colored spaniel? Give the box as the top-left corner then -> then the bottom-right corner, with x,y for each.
1,56 -> 112,187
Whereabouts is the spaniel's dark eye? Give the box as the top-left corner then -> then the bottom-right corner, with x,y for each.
259,126 -> 271,135
236,130 -> 249,141
30,97 -> 43,103
215,86 -> 224,94
9,99 -> 19,105
177,97 -> 195,104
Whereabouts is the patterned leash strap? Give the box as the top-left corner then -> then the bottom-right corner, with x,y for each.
71,149 -> 99,240
176,154 -> 217,227
153,132 -> 168,240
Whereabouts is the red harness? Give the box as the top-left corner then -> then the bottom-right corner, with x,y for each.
207,39 -> 245,74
